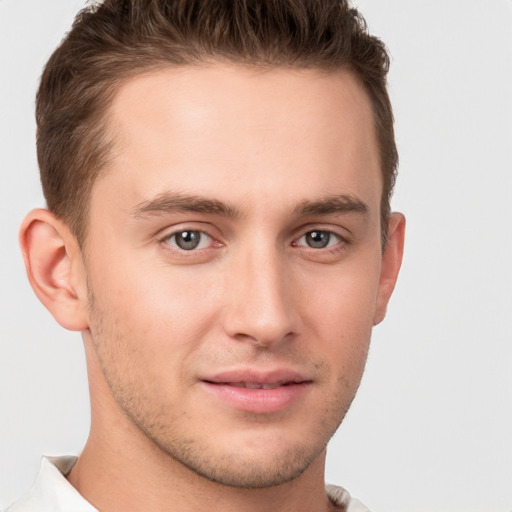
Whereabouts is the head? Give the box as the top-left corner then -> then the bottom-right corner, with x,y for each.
21,0 -> 405,493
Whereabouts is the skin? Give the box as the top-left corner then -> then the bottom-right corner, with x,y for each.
20,64 -> 405,512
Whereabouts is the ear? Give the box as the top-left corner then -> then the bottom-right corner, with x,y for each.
19,209 -> 89,331
373,212 -> 406,326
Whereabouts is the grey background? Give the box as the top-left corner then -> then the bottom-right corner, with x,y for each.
1,1 -> 511,510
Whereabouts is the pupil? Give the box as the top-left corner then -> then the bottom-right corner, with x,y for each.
176,231 -> 200,250
306,231 -> 329,248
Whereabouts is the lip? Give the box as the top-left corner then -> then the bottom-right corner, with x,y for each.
200,369 -> 312,414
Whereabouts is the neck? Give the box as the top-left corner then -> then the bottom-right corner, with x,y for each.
68,428 -> 332,512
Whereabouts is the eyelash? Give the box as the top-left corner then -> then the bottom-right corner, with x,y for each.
160,229 -> 218,252
293,230 -> 344,250
158,227 -> 350,256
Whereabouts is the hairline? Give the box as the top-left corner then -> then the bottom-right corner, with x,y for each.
69,58 -> 389,251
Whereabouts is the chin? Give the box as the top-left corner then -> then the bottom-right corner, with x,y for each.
164,441 -> 320,488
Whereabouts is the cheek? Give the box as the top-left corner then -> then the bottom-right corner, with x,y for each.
87,255 -> 223,365
300,256 -> 381,331
296,256 -> 380,373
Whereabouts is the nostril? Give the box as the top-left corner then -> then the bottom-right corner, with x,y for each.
231,330 -> 295,349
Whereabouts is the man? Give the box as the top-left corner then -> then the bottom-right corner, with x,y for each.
7,0 -> 405,511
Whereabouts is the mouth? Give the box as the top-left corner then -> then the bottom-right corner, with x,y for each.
204,380 -> 306,389
200,370 -> 312,414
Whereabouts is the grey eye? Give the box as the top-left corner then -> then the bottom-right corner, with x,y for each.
169,230 -> 207,250
296,230 -> 341,249
305,231 -> 332,248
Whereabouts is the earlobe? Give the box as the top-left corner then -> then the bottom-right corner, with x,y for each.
373,213 -> 406,326
19,209 -> 89,331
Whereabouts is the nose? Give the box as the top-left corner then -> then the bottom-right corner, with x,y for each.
222,247 -> 298,348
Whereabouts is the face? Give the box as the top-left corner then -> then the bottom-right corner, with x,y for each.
81,64 -> 397,487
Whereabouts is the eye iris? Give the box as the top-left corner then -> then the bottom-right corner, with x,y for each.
306,231 -> 330,248
175,231 -> 201,250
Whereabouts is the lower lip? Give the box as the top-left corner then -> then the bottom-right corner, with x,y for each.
201,382 -> 311,414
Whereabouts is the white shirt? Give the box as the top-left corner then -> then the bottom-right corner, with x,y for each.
4,456 -> 370,512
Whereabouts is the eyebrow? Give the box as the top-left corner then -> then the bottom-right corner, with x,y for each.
293,194 -> 368,217
132,191 -> 368,220
132,192 -> 240,218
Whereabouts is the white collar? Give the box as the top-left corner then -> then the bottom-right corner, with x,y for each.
5,456 -> 96,512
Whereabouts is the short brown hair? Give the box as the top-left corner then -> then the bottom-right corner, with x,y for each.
36,0 -> 397,245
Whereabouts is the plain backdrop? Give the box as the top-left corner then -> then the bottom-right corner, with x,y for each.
1,1 -> 511,510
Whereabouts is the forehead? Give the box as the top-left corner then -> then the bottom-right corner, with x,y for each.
96,63 -> 381,217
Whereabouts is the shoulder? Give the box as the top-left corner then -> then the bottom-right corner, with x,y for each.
326,484 -> 371,512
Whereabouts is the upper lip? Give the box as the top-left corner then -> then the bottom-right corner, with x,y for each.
201,368 -> 311,386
